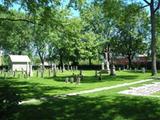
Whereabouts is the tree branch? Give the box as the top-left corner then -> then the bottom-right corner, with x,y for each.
143,0 -> 151,5
0,17 -> 35,24
140,4 -> 149,9
0,17 -> 44,26
154,0 -> 160,13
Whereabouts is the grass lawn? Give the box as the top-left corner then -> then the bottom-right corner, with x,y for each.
1,70 -> 160,120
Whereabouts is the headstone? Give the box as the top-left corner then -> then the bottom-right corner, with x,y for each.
70,77 -> 74,83
101,63 -> 104,70
65,77 -> 69,83
118,67 -> 121,71
142,67 -> 146,73
127,65 -> 129,70
76,76 -> 81,84
63,64 -> 65,71
110,65 -> 116,76
75,66 -> 78,70
53,68 -> 56,77
134,68 -> 137,72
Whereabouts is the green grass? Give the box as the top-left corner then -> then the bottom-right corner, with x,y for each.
1,70 -> 160,120
0,70 -> 154,99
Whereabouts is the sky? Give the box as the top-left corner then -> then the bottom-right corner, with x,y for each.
0,0 -> 149,17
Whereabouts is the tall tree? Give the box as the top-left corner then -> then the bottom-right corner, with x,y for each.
141,0 -> 160,75
110,3 -> 149,68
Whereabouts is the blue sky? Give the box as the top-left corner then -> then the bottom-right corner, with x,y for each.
0,0 -> 149,17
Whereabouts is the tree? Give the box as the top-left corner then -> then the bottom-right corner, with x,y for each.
0,10 -> 31,55
110,3 -> 149,68
140,0 -> 160,75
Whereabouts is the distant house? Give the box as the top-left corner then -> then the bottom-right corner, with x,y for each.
114,54 -> 148,66
9,55 -> 32,76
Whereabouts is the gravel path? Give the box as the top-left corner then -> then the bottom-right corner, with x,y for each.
67,79 -> 153,96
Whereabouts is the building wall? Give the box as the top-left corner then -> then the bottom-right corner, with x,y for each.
12,62 -> 29,72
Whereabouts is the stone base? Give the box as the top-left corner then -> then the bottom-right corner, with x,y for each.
99,70 -> 110,74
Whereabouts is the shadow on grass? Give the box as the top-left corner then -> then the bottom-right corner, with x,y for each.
1,77 -> 160,120
0,78 -> 75,100
17,95 -> 160,120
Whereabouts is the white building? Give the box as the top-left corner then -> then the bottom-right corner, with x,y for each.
9,55 -> 32,76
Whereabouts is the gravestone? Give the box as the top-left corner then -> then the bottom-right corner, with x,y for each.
134,68 -> 138,72
101,63 -> 104,70
65,77 -> 69,83
70,77 -> 74,83
76,76 -> 81,84
67,65 -> 70,70
142,67 -> 146,73
75,66 -> 78,70
63,64 -> 65,71
53,68 -> 56,77
118,67 -> 121,71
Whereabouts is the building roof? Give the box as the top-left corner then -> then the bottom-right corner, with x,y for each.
9,55 -> 31,63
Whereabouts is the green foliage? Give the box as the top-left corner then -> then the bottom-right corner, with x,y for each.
110,3 -> 149,66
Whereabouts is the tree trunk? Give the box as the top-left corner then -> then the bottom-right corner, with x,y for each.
127,55 -> 132,69
150,2 -> 157,76
38,51 -> 44,70
89,58 -> 92,65
59,53 -> 63,72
